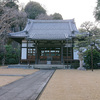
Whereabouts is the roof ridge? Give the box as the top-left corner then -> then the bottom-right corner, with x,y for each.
28,19 -> 74,23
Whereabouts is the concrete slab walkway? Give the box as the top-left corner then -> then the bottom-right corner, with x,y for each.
0,70 -> 55,100
0,74 -> 27,76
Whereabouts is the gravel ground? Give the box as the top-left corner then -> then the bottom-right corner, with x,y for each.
39,70 -> 100,100
0,67 -> 38,75
0,66 -> 38,87
0,76 -> 23,87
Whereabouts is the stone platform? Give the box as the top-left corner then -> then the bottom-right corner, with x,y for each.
8,64 -> 32,69
8,64 -> 66,69
33,64 -> 65,69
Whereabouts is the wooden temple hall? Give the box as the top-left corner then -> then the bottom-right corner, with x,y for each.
9,19 -> 80,68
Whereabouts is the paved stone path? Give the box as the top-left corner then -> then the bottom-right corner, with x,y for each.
0,74 -> 27,76
0,70 -> 55,100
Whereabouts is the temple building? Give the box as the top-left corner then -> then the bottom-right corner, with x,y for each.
9,19 -> 80,68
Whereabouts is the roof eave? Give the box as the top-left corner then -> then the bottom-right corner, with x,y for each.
26,38 -> 66,41
9,35 -> 27,39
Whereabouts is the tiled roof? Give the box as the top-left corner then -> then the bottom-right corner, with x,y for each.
8,31 -> 28,38
9,19 -> 79,40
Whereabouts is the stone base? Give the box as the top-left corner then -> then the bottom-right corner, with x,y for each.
77,67 -> 86,70
8,64 -> 32,69
33,64 -> 65,69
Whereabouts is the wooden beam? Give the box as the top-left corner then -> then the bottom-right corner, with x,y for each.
11,38 -> 24,44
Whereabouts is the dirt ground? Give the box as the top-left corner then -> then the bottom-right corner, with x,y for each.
0,76 -> 23,87
0,66 -> 38,87
39,70 -> 100,100
0,67 -> 38,75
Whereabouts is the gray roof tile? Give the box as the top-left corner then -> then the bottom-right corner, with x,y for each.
9,31 -> 28,38
9,19 -> 79,40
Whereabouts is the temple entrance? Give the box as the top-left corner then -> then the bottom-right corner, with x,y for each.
38,47 -> 61,64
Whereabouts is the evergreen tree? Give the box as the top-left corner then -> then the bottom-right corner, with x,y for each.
94,0 -> 100,21
51,13 -> 63,20
25,1 -> 46,19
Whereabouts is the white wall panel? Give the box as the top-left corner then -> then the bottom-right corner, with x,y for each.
22,43 -> 27,47
73,49 -> 79,60
21,48 -> 27,59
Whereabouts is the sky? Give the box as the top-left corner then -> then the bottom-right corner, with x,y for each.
19,0 -> 97,28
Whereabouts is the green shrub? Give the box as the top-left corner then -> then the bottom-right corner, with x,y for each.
3,45 -> 20,64
8,58 -> 16,64
84,49 -> 100,69
0,50 -> 4,64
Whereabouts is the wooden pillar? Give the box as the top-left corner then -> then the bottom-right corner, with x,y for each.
72,38 -> 74,59
67,39 -> 68,67
27,40 -> 29,64
71,38 -> 73,66
61,44 -> 63,64
19,42 -> 22,64
38,48 -> 40,63
35,44 -> 38,64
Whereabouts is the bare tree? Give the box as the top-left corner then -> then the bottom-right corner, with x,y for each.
35,13 -> 53,20
0,7 -> 27,40
0,1 -> 27,65
36,13 -> 63,20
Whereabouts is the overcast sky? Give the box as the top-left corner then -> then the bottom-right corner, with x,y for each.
19,0 -> 97,28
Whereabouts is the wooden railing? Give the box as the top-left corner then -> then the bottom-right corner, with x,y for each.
40,56 -> 60,61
